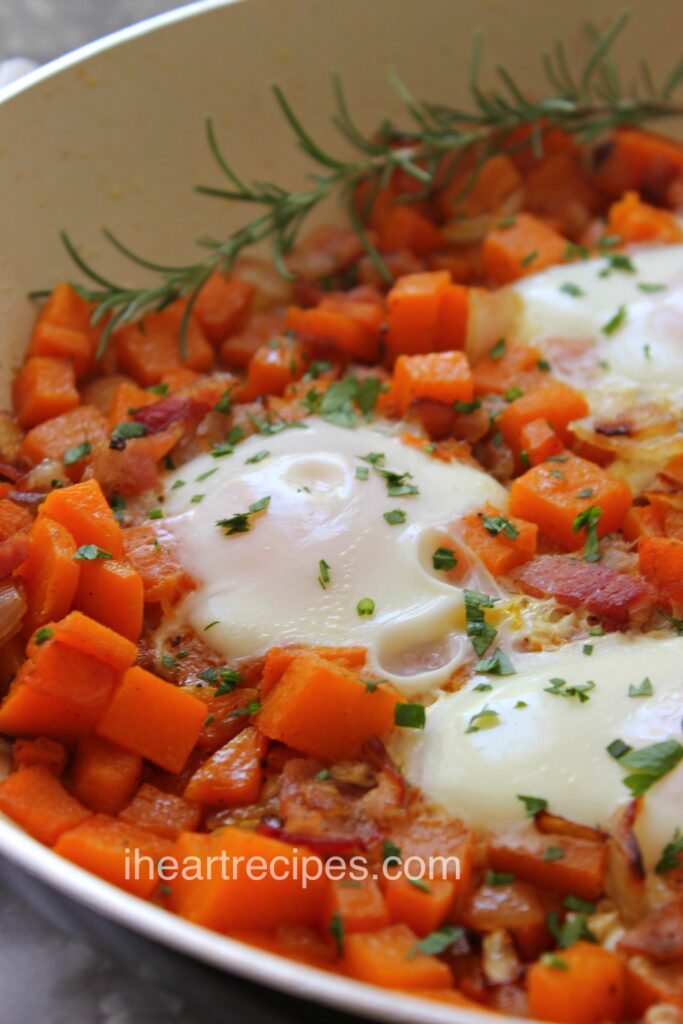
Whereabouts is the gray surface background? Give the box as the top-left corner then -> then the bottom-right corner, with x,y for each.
0,5 -> 216,1021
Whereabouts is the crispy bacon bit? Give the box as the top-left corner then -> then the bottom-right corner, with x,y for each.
131,395 -> 210,435
0,461 -> 22,483
619,897 -> 683,963
517,554 -> 655,625
535,809 -> 607,844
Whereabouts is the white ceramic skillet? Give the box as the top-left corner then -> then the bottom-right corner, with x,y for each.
0,1 -> 680,1020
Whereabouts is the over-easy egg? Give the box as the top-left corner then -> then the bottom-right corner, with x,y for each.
163,418 -> 506,694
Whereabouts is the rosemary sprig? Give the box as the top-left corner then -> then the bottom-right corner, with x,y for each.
49,11 -> 683,356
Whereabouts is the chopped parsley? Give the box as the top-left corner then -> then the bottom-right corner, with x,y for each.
318,559 -> 331,590
548,911 -> 596,949
328,911 -> 344,956
475,648 -> 515,676
190,494 -> 204,504
63,441 -> 92,465
540,954 -> 570,971
628,677 -> 653,698
204,620 -> 219,631
655,828 -> 683,874
572,505 -> 603,563
432,546 -> 458,571
34,627 -> 53,645
517,794 -> 548,817
608,738 -> 683,796
395,703 -> 426,729
504,386 -> 524,402
638,282 -> 666,293
488,338 -> 507,360
543,846 -> 565,861
111,421 -> 147,440
481,514 -> 519,540
171,479 -> 186,490
537,358 -> 552,372
406,877 -> 432,894
465,704 -> 500,734
485,870 -> 515,886
520,249 -> 538,267
544,676 -> 595,703
559,282 -> 584,298
355,466 -> 369,481
216,496 -> 271,535
375,466 -> 419,497
563,895 -> 596,914
318,375 -> 383,428
196,467 -> 218,482
214,389 -> 234,415
601,305 -> 627,335
453,398 -> 482,414
601,252 -> 636,275
382,840 -> 402,865
147,508 -> 164,520
229,700 -> 261,718
245,449 -> 269,464
658,608 -> 683,635
356,597 -> 375,617
576,487 -> 594,498
384,509 -> 407,525
215,670 -> 243,697
360,452 -> 385,466
407,925 -> 464,960
73,544 -> 113,561
147,382 -> 169,396
464,589 -> 497,656
582,644 -> 593,656
109,494 -> 125,521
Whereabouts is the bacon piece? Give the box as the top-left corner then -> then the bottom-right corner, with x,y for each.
0,534 -> 30,579
619,898 -> 683,963
131,395 -> 210,435
517,554 -> 655,625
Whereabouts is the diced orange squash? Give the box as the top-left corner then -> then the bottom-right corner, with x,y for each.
194,687 -> 262,754
386,272 -> 468,361
524,153 -> 603,239
107,380 -> 156,431
500,381 -> 589,452
623,504 -> 664,542
16,516 -> 79,632
0,634 -> 120,741
341,923 -> 452,989
472,339 -> 543,396
34,283 -> 98,344
38,479 -> 123,558
72,734 -> 142,815
482,213 -> 568,284
167,827 -> 328,930
184,726 -> 268,805
286,306 -> 372,362
14,356 -> 79,429
379,205 -> 445,256
193,273 -> 254,344
488,832 -> 606,902
593,128 -> 683,200
518,417 -> 565,466
28,323 -> 92,378
96,665 -> 206,773
607,190 -> 683,244
53,813 -> 173,897
0,499 -> 32,541
321,875 -> 390,935
527,941 -> 625,1024
0,764 -> 91,845
243,335 -> 305,399
392,350 -> 473,415
115,302 -> 214,385
462,503 -> 538,576
438,154 -> 522,220
624,956 -> 683,1016
383,874 -> 456,937
256,653 -> 397,762
509,455 -> 632,550
75,559 -> 144,641
260,645 -> 367,699
387,816 -> 474,895
160,367 -> 200,390
20,403 -> 109,469
639,536 -> 683,607
118,783 -> 201,839
122,523 -> 194,604
461,880 -> 552,961
11,737 -> 67,775
44,610 -> 137,674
